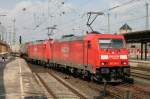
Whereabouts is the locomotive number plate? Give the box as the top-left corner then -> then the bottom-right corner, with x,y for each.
110,62 -> 119,65
109,55 -> 119,59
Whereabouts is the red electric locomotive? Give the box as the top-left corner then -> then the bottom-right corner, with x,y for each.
26,32 -> 132,82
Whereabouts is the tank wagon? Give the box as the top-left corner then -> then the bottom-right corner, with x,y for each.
23,32 -> 132,82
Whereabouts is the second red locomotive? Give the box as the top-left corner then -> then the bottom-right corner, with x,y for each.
24,32 -> 131,82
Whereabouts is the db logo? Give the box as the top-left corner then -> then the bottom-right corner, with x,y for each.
61,47 -> 69,53
61,47 -> 69,58
34,47 -> 37,52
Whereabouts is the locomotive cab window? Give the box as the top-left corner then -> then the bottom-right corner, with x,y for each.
99,38 -> 124,48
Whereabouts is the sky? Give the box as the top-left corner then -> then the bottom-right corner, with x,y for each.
0,0 -> 149,44
0,0 -> 17,8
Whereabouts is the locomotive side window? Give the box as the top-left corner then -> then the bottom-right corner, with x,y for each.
99,38 -> 124,48
88,41 -> 91,48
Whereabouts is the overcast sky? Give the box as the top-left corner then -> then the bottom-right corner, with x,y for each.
0,0 -> 149,44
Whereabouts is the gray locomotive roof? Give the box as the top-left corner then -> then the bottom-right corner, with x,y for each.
58,35 -> 86,42
30,40 -> 44,44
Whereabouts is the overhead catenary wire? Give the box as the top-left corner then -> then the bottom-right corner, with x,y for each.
49,0 -> 146,35
22,0 -> 148,40
33,0 -> 69,30
73,2 -> 150,32
34,1 -> 96,34
52,0 -> 143,31
34,0 -> 94,30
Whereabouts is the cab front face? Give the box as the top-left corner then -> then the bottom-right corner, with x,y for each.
95,35 -> 130,81
99,37 -> 128,67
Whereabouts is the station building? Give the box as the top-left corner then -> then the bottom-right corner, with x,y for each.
119,24 -> 150,60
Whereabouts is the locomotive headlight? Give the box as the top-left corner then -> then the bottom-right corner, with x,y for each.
101,62 -> 108,65
100,55 -> 108,59
121,61 -> 127,65
120,55 -> 127,59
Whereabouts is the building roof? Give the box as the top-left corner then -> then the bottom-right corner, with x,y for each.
0,40 -> 9,48
123,30 -> 150,43
0,40 -> 6,45
120,23 -> 132,30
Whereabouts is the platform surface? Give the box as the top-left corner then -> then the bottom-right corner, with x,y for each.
0,57 -> 46,99
0,57 -> 21,99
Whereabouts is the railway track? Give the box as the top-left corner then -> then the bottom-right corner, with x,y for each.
28,63 -> 150,99
49,69 -> 150,99
53,69 -> 150,99
48,71 -> 88,99
117,84 -> 148,99
88,83 -> 123,99
29,64 -> 88,99
87,82 -> 146,99
131,71 -> 150,80
131,66 -> 150,72
131,66 -> 150,81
